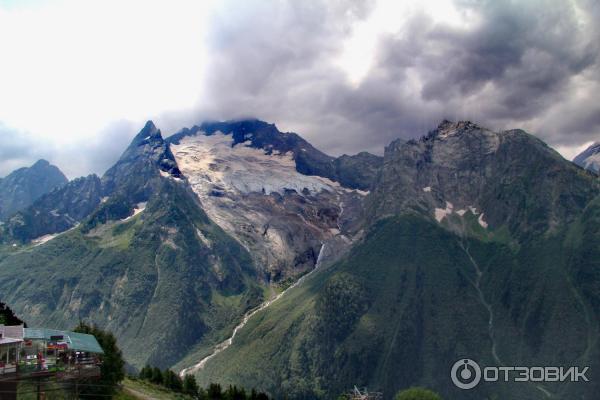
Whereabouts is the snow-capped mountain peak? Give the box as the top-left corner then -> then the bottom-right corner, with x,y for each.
574,141 -> 600,173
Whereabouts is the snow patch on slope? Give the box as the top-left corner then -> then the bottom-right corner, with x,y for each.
171,131 -> 355,278
121,202 -> 146,221
434,202 -> 454,222
31,224 -> 80,247
172,132 -> 343,196
434,202 -> 488,228
32,233 -> 58,246
478,213 -> 488,228
196,229 -> 212,248
160,170 -> 183,181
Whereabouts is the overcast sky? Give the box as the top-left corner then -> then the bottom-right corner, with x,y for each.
1,0 -> 599,178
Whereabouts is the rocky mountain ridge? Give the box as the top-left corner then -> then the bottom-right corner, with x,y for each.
0,159 -> 67,220
5,174 -> 102,242
0,118 -> 379,372
369,120 -> 598,239
1,119 -> 599,400
183,120 -> 600,400
169,119 -> 382,191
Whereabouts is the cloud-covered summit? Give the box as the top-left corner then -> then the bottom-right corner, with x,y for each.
1,0 -> 599,177
196,0 -> 600,158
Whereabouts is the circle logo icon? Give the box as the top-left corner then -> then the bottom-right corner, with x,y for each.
451,359 -> 482,390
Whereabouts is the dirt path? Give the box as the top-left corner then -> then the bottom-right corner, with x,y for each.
123,386 -> 160,400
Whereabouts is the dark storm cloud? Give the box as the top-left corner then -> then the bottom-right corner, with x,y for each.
194,0 -> 600,158
3,0 -> 598,177
415,0 -> 596,118
193,0 -> 387,153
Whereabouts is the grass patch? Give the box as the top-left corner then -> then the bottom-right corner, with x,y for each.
123,377 -> 193,400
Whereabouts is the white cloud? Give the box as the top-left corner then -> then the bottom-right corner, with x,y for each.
336,0 -> 479,86
0,0 -> 214,146
0,0 -> 598,178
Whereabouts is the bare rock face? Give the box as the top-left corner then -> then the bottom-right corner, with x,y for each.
369,120 -> 599,238
171,130 -> 365,282
86,120 -> 184,227
101,120 -> 182,200
370,120 -> 500,219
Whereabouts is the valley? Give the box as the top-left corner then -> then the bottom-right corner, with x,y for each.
180,243 -> 328,377
0,119 -> 599,399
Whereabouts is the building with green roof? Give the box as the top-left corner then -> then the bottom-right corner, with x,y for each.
0,324 -> 103,381
23,328 -> 104,354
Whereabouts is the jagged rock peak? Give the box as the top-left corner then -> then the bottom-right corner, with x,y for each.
141,120 -> 159,135
428,119 -> 484,139
130,120 -> 162,146
383,138 -> 407,157
31,159 -> 51,168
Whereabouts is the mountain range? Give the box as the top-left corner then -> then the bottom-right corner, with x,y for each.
0,119 -> 599,399
0,159 -> 67,220
574,142 -> 600,174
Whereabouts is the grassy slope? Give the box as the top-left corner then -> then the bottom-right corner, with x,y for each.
192,212 -> 600,399
0,179 -> 265,369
